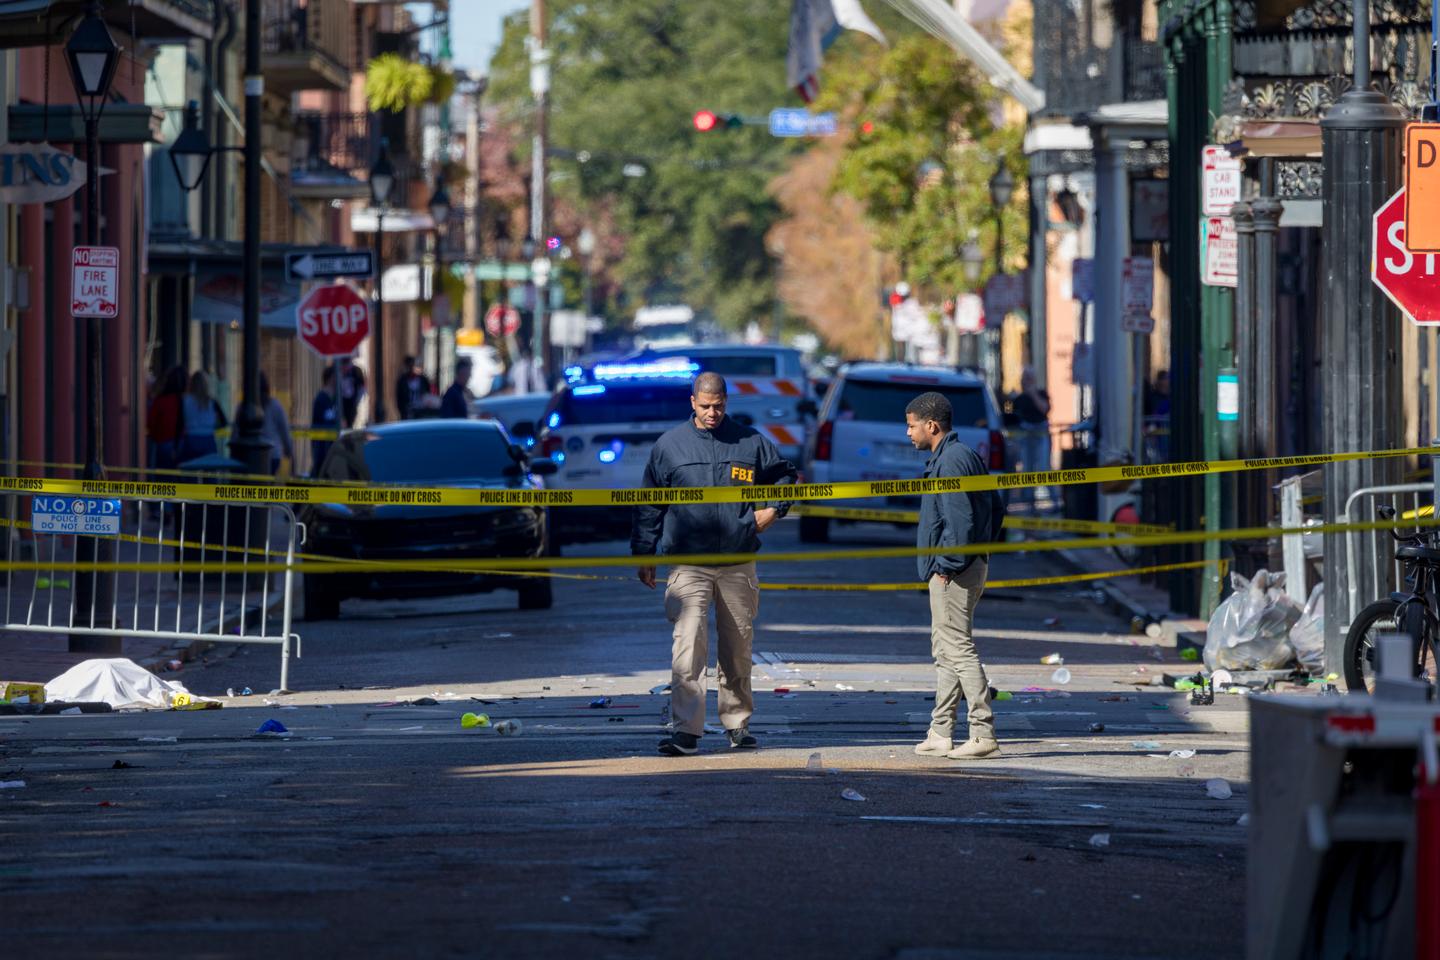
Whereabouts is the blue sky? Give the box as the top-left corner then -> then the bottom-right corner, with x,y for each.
447,1 -> 530,75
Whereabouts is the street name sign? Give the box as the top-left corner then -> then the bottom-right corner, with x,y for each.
768,108 -> 837,138
1201,217 -> 1238,287
1201,145 -> 1242,217
71,245 -> 118,318
1404,123 -> 1440,252
32,495 -> 121,536
285,249 -> 374,282
1373,187 -> 1440,325
297,283 -> 370,357
1071,257 -> 1095,303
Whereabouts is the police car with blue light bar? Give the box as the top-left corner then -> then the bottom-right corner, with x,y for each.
537,358 -> 701,547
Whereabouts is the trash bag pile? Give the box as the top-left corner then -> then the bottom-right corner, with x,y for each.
1204,570 -> 1323,674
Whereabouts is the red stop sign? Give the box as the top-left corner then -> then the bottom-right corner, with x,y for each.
1372,187 -> 1440,325
296,283 -> 371,357
484,303 -> 520,338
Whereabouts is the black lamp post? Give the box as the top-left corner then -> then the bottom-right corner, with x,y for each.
369,141 -> 395,423
65,1 -> 120,653
66,2 -> 118,484
988,162 -> 1014,275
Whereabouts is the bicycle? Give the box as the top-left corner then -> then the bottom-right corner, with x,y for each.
1342,505 -> 1440,693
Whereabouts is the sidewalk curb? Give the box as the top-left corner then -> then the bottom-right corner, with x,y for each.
135,592 -> 287,676
1051,547 -> 1208,654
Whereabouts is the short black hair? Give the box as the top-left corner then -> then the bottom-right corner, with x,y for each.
905,391 -> 952,431
455,357 -> 473,372
693,371 -> 727,396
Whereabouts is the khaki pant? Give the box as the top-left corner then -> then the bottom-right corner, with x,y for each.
665,562 -> 758,736
927,559 -> 995,742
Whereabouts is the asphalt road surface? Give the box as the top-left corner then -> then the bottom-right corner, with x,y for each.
1,519 -> 1249,959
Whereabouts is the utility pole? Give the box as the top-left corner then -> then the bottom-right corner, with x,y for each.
529,0 -> 550,386
229,0 -> 269,477
1319,0 -> 1405,674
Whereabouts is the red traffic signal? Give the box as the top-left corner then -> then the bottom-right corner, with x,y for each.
693,110 -> 719,132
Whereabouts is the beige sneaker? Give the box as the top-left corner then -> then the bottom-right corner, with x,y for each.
947,737 -> 1001,760
914,731 -> 953,756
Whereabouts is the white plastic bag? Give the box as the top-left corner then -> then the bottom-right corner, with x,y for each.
1287,584 -> 1326,676
1204,570 -> 1302,672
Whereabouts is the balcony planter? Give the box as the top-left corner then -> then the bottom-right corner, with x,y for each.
365,54 -> 456,111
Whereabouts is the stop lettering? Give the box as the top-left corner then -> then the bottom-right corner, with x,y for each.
296,283 -> 371,357
1372,187 -> 1440,325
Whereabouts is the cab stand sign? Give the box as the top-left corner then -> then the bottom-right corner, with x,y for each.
32,495 -> 122,536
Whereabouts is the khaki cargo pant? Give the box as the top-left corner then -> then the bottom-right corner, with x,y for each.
665,562 -> 758,736
927,559 -> 995,742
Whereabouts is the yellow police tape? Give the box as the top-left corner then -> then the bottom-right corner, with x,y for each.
793,504 -> 1172,536
757,558 -> 1225,592
5,512 -> 1433,576
1,444 -> 1430,509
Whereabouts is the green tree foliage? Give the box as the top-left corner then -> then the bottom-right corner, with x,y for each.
486,1 -> 801,330
816,34 -> 1028,301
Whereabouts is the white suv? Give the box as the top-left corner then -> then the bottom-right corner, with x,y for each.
801,363 -> 1006,543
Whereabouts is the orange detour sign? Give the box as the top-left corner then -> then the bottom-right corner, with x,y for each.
1404,123 -> 1440,252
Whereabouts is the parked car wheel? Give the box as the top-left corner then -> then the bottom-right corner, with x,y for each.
518,577 -> 554,610
799,516 -> 829,543
303,576 -> 341,621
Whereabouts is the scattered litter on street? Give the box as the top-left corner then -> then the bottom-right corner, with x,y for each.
1088,833 -> 1110,848
1131,740 -> 1161,750
1080,803 -> 1106,809
111,760 -> 132,769
807,752 -> 823,771
834,683 -> 855,691
1205,778 -> 1233,799
138,736 -> 176,743
1043,618 -> 1062,627
1236,813 -> 1249,826
494,719 -> 523,736
255,719 -> 289,736
589,697 -> 612,708
1041,653 -> 1064,665
1177,764 -> 1197,777
58,707 -> 82,716
994,690 -> 1013,701
1089,723 -> 1106,733
460,712 -> 490,729
841,788 -> 866,802
1180,647 -> 1200,661
649,683 -> 670,695
1051,667 -> 1072,685
1168,749 -> 1196,759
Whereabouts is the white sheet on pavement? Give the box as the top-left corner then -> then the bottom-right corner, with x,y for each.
46,658 -> 191,709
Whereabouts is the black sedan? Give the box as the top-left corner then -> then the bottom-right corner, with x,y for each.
300,420 -> 558,619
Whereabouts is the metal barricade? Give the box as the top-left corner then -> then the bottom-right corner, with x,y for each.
1,493 -> 302,690
1341,482 -> 1432,631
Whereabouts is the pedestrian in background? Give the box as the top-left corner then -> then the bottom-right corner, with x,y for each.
439,357 -> 473,418
310,365 -> 340,472
146,364 -> 187,477
340,359 -> 366,428
633,371 -> 797,756
395,355 -> 432,420
257,372 -> 293,475
178,371 -> 226,463
905,391 -> 1005,761
1008,365 -> 1051,512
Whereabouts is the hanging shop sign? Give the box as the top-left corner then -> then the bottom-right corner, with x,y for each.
0,143 -> 85,204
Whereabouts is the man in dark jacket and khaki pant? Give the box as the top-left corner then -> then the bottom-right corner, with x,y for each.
633,371 -> 798,756
905,391 -> 1003,760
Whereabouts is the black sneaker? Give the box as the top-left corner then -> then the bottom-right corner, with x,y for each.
726,727 -> 758,750
658,731 -> 700,756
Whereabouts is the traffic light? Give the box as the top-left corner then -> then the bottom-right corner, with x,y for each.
692,110 -> 742,132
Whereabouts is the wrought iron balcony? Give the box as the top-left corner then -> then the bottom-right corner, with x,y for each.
261,0 -> 352,94
1034,0 -> 1167,113
0,0 -> 214,48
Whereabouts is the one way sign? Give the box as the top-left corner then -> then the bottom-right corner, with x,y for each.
285,250 -> 375,282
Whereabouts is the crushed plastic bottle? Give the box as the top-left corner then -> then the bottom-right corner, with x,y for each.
1041,653 -> 1064,665
1088,833 -> 1110,848
1051,667 -> 1072,685
1205,778 -> 1233,799
1168,749 -> 1196,759
494,719 -> 523,736
460,712 -> 490,729
840,788 -> 866,802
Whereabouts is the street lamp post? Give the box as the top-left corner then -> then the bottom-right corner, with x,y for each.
369,142 -> 395,424
960,238 -> 983,370
65,1 -> 120,653
427,179 -> 451,389
986,162 -> 1014,388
